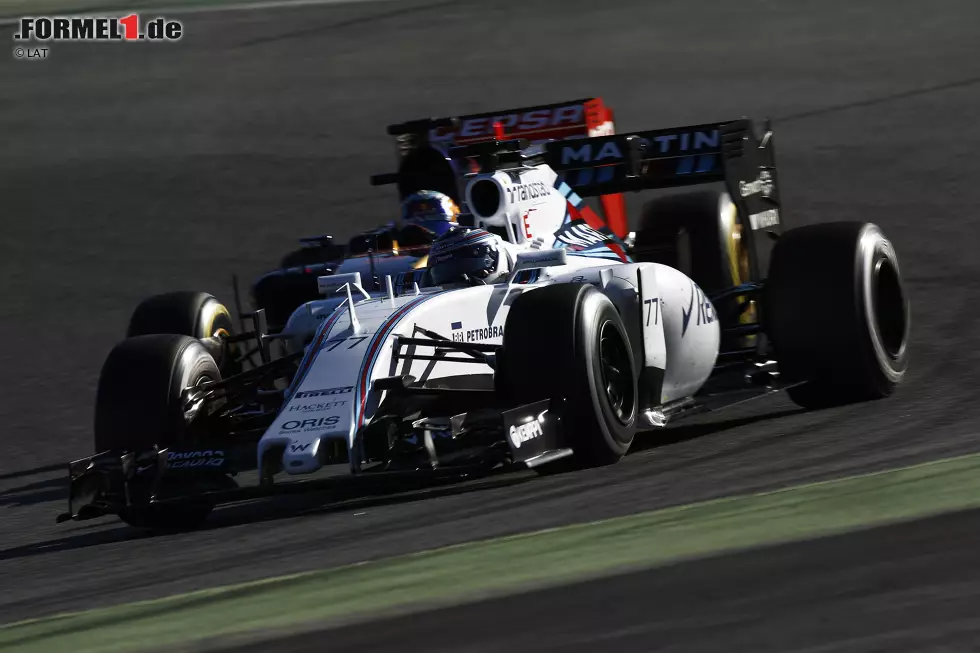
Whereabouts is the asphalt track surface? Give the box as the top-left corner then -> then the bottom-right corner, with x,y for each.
220,507 -> 980,653
1,0 -> 980,644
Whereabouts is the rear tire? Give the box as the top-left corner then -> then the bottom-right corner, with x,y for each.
499,284 -> 637,471
633,191 -> 758,351
765,221 -> 910,408
632,191 -> 749,293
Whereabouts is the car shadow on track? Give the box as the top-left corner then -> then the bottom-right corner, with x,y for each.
0,408 -> 807,561
0,476 -> 67,508
627,407 -> 808,458
0,463 -> 63,481
202,472 -> 538,530
0,473 -> 537,562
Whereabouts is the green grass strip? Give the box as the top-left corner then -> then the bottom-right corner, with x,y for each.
4,452 -> 980,653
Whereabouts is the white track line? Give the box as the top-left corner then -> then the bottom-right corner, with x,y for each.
0,0 -> 391,25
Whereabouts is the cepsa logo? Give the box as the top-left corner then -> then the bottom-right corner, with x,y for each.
432,105 -> 586,144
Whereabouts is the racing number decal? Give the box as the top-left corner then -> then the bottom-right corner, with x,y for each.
637,265 -> 667,370
644,298 -> 660,326
321,336 -> 368,352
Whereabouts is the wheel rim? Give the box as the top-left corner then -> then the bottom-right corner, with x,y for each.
598,321 -> 635,425
182,374 -> 215,423
872,257 -> 907,360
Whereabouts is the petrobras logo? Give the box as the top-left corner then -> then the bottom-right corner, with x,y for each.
167,450 -> 225,469
509,418 -> 543,449
452,323 -> 504,343
739,170 -> 774,198
558,129 -> 720,166
294,386 -> 352,399
431,105 -> 587,143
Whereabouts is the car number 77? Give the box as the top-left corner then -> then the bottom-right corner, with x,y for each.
321,336 -> 368,352
644,298 -> 660,326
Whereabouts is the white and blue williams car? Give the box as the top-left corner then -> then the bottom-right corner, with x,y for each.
59,115 -> 910,530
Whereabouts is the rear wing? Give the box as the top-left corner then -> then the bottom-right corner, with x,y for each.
543,119 -> 782,280
370,98 -> 628,237
385,97 -> 615,151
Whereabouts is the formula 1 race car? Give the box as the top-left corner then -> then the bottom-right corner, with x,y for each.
250,98 -> 626,330
58,114 -> 910,530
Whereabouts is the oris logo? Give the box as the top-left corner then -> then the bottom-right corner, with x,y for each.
509,419 -> 543,449
279,416 -> 341,434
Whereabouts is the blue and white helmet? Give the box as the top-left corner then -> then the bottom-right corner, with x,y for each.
427,227 -> 509,286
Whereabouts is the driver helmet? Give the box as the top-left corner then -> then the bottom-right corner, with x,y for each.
399,190 -> 460,240
428,226 -> 509,286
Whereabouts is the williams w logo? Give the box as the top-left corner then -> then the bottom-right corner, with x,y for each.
290,443 -> 313,453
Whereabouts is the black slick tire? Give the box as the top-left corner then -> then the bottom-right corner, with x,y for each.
499,283 -> 638,471
765,221 -> 910,408
127,291 -> 236,371
127,291 -> 234,340
632,191 -> 748,293
94,334 -> 220,453
94,334 -> 223,530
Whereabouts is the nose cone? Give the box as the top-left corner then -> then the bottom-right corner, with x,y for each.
281,437 -> 321,475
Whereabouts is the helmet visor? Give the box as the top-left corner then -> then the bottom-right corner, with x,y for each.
429,243 -> 499,286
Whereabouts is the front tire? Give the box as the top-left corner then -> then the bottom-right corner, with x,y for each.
94,334 -> 224,530
127,291 -> 234,340
765,221 -> 910,408
499,284 -> 638,470
95,334 -> 220,452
